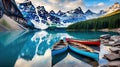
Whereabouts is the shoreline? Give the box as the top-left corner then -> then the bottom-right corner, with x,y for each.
67,28 -> 120,33
99,34 -> 120,67
97,28 -> 120,33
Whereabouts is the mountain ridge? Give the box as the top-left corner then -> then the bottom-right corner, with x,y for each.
17,1 -> 120,29
67,8 -> 120,31
103,2 -> 120,15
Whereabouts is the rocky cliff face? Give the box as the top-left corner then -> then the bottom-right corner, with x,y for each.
0,0 -> 28,31
104,2 -> 120,14
0,14 -> 27,31
36,6 -> 104,24
37,6 -> 49,21
0,8 -> 3,18
19,1 -> 104,28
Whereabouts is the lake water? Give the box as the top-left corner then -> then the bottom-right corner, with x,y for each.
0,30 -> 119,67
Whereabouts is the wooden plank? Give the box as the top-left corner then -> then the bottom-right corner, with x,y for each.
70,42 -> 99,53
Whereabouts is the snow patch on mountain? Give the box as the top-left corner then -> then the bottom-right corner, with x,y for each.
17,1 -> 48,29
31,20 -> 48,30
85,9 -> 99,19
17,0 -> 107,29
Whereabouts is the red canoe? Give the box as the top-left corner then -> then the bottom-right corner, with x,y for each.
66,38 -> 100,46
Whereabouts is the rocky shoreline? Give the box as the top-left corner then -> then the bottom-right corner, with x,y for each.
98,28 -> 120,34
67,28 -> 120,34
100,34 -> 120,67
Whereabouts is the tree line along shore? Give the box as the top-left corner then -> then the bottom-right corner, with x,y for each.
67,10 -> 120,31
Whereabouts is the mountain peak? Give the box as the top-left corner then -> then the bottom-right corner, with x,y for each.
113,2 -> 120,7
37,6 -> 45,11
99,10 -> 105,14
77,7 -> 82,10
49,10 -> 55,14
57,10 -> 65,16
57,10 -> 62,13
115,2 -> 119,4
85,9 -> 95,15
86,9 -> 92,12
74,7 -> 84,14
104,2 -> 120,14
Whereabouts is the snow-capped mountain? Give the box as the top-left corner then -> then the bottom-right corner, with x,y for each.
59,7 -> 86,23
85,9 -> 99,19
49,10 -> 56,15
57,10 -> 66,16
36,6 -> 86,25
37,6 -> 48,21
104,2 -> 120,14
85,9 -> 96,15
17,0 -> 104,29
60,7 -> 86,23
49,10 -> 61,24
18,0 -> 48,29
73,7 -> 84,14
99,10 -> 106,15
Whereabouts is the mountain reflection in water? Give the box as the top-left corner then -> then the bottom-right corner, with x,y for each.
0,30 -> 119,67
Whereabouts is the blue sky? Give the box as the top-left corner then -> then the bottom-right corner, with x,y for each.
16,0 -> 120,13
83,0 -> 120,12
84,0 -> 120,7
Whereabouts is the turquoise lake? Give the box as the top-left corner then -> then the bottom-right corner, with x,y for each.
0,30 -> 119,67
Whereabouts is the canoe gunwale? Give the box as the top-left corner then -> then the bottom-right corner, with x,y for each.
52,45 -> 68,56
66,38 -> 100,46
68,45 -> 99,61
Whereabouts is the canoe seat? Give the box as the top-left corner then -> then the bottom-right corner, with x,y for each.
53,45 -> 66,50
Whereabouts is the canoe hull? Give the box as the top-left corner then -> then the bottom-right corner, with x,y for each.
69,45 -> 99,61
52,46 -> 68,56
52,50 -> 68,66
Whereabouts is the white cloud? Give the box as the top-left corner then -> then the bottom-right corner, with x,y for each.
15,0 -> 87,12
64,0 -> 87,11
48,0 -> 61,4
87,2 -> 106,13
97,2 -> 105,7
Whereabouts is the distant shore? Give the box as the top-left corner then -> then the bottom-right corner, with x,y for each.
67,28 -> 120,33
98,28 -> 120,33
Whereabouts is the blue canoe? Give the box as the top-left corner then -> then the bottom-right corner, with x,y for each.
69,51 -> 98,66
52,45 -> 68,56
69,45 -> 99,61
52,50 -> 68,66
